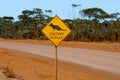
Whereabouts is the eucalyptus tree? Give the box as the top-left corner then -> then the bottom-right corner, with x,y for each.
3,16 -> 14,22
81,7 -> 111,22
0,17 -> 4,37
18,8 -> 46,39
33,8 -> 44,22
45,10 -> 53,17
71,3 -> 81,19
71,4 -> 81,39
110,12 -> 120,20
44,10 -> 53,24
0,16 -> 14,38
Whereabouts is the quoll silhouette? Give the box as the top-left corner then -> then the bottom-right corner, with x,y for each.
49,23 -> 66,31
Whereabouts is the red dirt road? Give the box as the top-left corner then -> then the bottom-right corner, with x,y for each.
0,41 -> 120,76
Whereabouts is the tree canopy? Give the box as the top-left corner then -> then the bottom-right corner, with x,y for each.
0,7 -> 120,42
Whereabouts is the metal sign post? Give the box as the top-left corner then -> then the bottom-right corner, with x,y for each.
55,45 -> 58,80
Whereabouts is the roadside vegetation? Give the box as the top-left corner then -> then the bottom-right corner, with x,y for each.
0,5 -> 120,42
0,66 -> 24,80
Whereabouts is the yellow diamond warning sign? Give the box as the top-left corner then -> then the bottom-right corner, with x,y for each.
42,15 -> 71,46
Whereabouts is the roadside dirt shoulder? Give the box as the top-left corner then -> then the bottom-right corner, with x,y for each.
0,48 -> 119,80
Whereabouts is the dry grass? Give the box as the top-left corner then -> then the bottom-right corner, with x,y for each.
0,48 -> 120,80
0,66 -> 23,80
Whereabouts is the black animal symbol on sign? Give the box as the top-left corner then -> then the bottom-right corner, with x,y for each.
49,23 -> 66,31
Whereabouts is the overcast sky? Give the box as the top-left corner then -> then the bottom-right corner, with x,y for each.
0,0 -> 120,20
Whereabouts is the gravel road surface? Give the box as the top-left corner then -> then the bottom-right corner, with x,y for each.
0,41 -> 120,75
